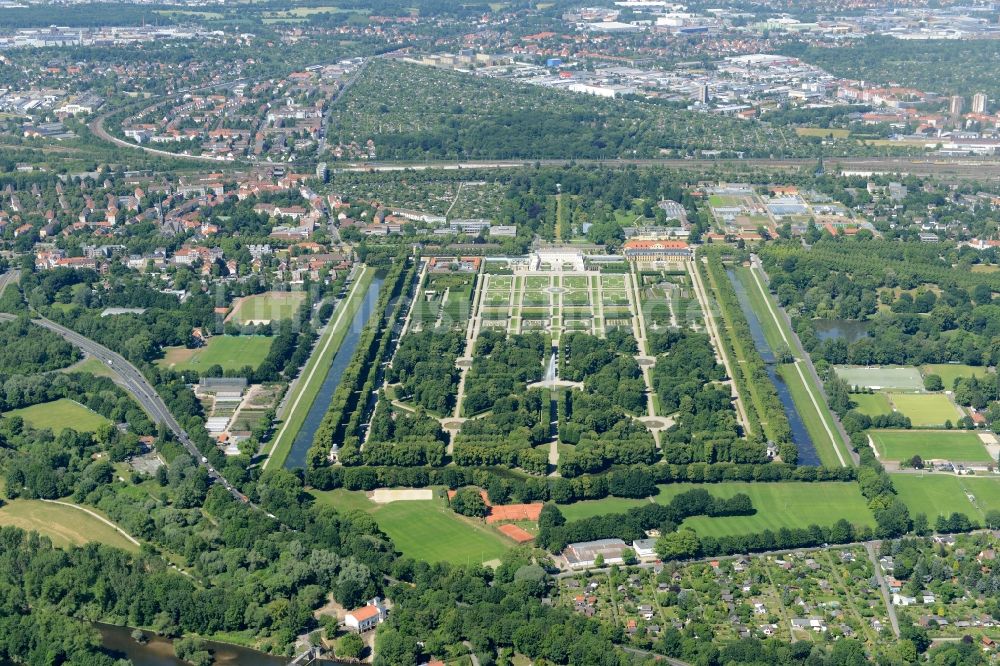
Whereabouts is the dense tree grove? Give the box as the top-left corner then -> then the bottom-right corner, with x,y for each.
782,36 -> 1000,100
337,60 -> 897,161
701,249 -> 797,461
762,238 -> 1000,368
387,328 -> 464,414
0,316 -> 80,375
352,399 -> 447,467
650,329 -> 760,465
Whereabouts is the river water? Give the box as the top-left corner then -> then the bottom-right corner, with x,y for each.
97,624 -> 289,665
726,271 -> 820,466
96,624 -> 351,665
284,275 -> 385,469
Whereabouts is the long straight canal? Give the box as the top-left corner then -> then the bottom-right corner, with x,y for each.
283,275 -> 385,469
726,270 -> 820,466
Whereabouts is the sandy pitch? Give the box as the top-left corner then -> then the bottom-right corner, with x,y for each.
370,488 -> 433,504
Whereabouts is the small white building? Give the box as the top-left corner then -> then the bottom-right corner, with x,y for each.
632,538 -> 657,559
344,597 -> 388,633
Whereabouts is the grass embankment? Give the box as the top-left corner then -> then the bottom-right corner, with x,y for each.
265,268 -> 375,469
736,266 -> 851,468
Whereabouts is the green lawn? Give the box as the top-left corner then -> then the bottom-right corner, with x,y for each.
228,291 -> 306,324
892,474 -> 1000,523
870,430 -> 991,462
3,398 -> 110,432
0,500 -> 138,551
558,495 -> 650,522
310,489 -> 511,564
921,364 -> 990,389
558,482 -> 874,536
265,268 -> 375,469
156,335 -> 273,373
851,393 -> 893,418
657,482 -> 875,537
887,393 -> 962,427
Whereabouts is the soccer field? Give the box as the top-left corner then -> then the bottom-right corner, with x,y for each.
886,393 -> 962,427
3,398 -> 110,433
0,500 -> 138,551
834,366 -> 923,391
892,474 -> 1000,522
227,291 -> 306,324
157,335 -> 273,373
311,489 -> 511,564
851,393 -> 893,417
870,430 -> 991,462
558,482 -> 874,536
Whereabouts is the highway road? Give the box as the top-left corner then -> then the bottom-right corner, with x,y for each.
0,298 -> 262,512
0,269 -> 19,296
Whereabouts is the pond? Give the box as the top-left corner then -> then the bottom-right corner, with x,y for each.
812,318 -> 869,344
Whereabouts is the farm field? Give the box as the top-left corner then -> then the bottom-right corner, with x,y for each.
869,430 -> 991,462
0,500 -> 139,552
156,335 -> 273,373
886,393 -> 962,427
891,474 -> 1000,522
834,366 -> 923,391
558,482 -> 874,536
921,363 -> 990,388
3,398 -> 110,432
310,489 -> 511,565
851,393 -> 893,417
227,291 -> 306,324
